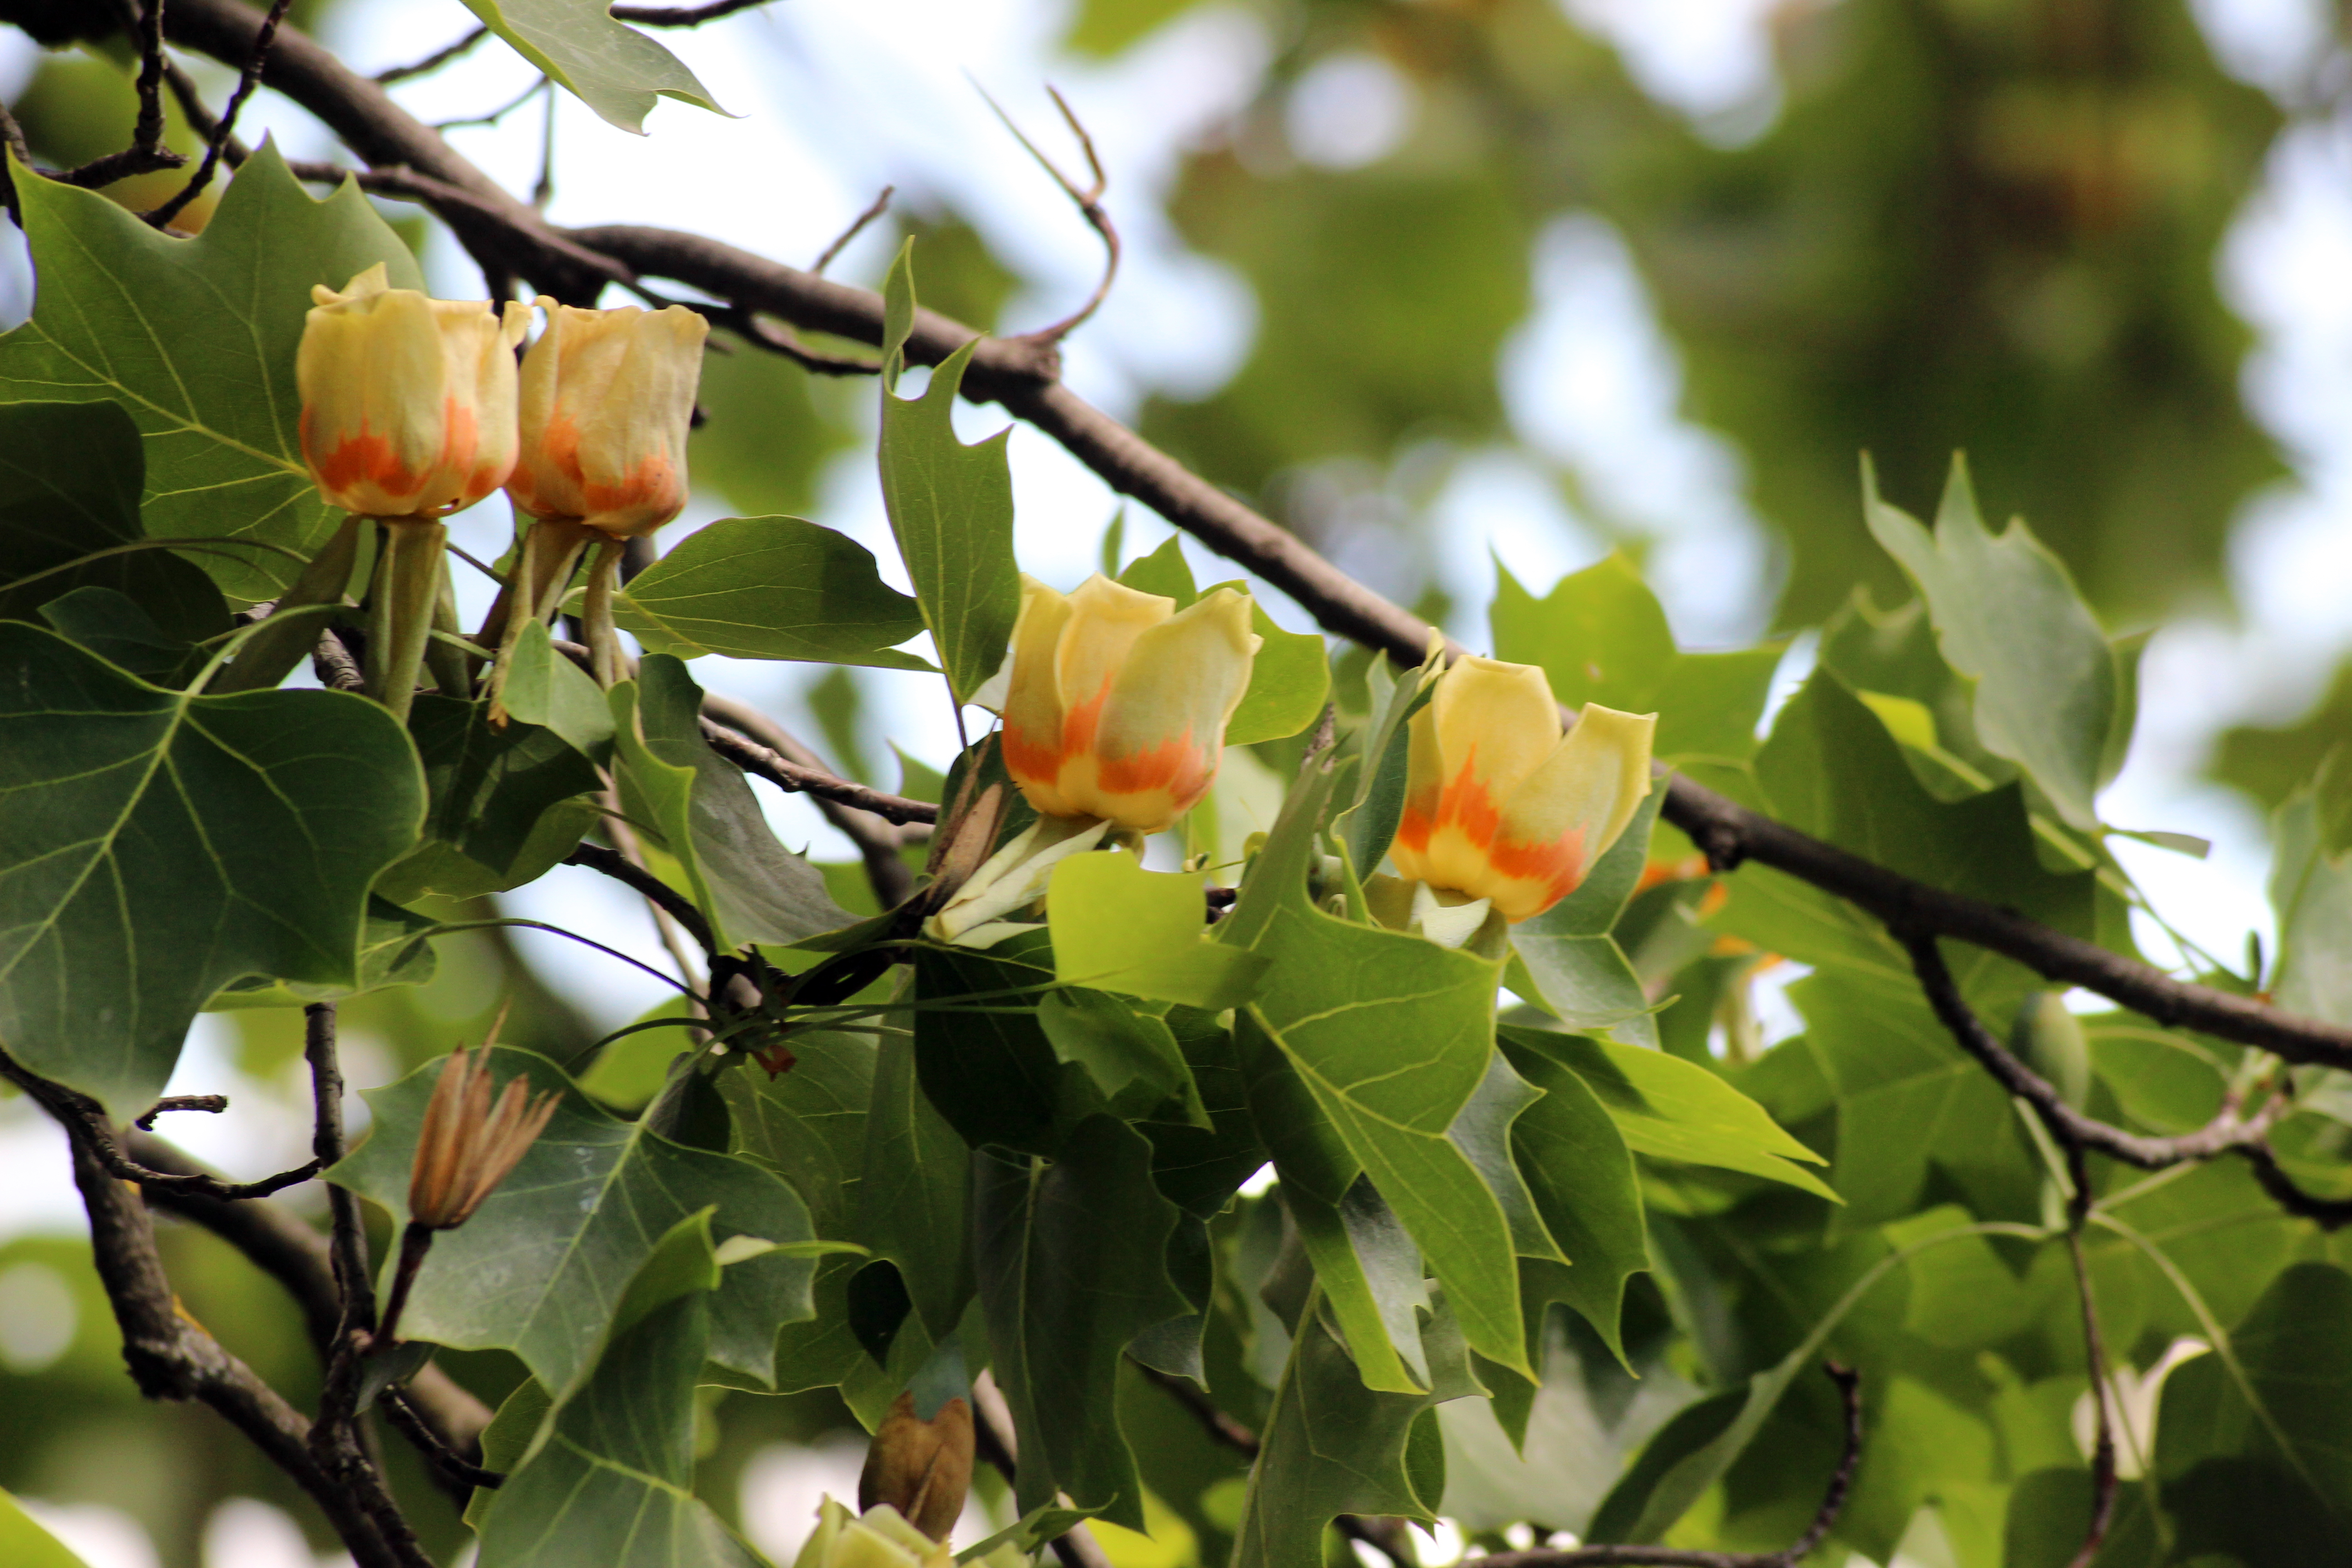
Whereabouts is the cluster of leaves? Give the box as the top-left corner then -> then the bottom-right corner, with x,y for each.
5,16 -> 2352,1568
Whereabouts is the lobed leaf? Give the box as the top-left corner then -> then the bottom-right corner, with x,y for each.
457,0 -> 726,134
614,515 -> 930,669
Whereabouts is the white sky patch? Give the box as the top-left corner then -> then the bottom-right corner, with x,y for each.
1285,52 -> 1418,171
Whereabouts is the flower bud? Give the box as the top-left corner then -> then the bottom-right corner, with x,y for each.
506,299 -> 709,538
297,264 -> 527,519
1001,574 -> 1261,833
1391,656 -> 1656,923
858,1391 -> 973,1542
791,1497 -> 954,1568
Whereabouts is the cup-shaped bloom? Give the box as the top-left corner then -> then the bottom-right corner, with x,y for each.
1391,657 -> 1656,922
506,298 -> 709,538
791,1497 -> 953,1568
298,264 -> 527,518
1001,574 -> 1261,833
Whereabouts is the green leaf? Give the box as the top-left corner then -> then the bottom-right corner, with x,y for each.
2157,1261 -> 2352,1516
456,0 -> 726,135
610,654 -> 853,951
0,1487 -> 95,1568
1048,851 -> 1267,1010
381,696 -> 599,895
1280,1176 -> 1432,1394
1226,760 -> 1530,1373
1491,556 -> 1779,765
0,402 -> 227,641
500,618 -> 616,763
0,145 -> 425,601
474,1291 -> 762,1568
913,936 -> 1073,1157
1497,1040 -> 1651,1362
1502,1028 -> 1835,1201
1133,1006 -> 1269,1220
330,1045 -> 818,1400
613,515 -> 930,669
1230,1298 -> 1469,1568
878,244 -> 1022,706
0,624 -> 424,1117
855,1028 -> 972,1339
1862,456 -> 2117,829
206,895 -> 439,1009
1226,600 -> 1330,748
39,586 -> 204,686
1508,785 -> 1666,1047
2269,792 -> 2352,1027
1037,988 -> 1206,1124
973,1116 -> 1190,1527
723,1029 -> 878,1238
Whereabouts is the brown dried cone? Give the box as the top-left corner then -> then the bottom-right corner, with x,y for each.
373,1044 -> 563,1348
858,1391 -> 974,1542
409,1043 -> 563,1230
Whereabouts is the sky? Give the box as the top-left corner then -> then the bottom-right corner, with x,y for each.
3,1 -> 2351,1563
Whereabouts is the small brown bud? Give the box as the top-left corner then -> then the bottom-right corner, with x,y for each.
857,1391 -> 973,1542
407,1044 -> 560,1230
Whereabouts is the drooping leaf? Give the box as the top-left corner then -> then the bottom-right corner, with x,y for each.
2157,1260 -> 2352,1518
0,402 -> 226,641
723,1029 -> 879,1239
1509,785 -> 1665,1047
500,618 -> 615,763
39,586 -> 203,686
855,1027 -> 971,1339
456,0 -> 726,135
1133,1006 -> 1268,1220
0,145 -> 424,600
1497,1039 -> 1650,1362
0,624 -> 423,1117
1225,755 -> 1530,1374
473,1290 -> 762,1568
972,1116 -> 1190,1527
330,1045 -> 818,1400
913,935 -> 1075,1158
1036,988 -> 1205,1125
1862,457 -> 2117,830
610,654 -> 853,952
1048,851 -> 1266,1010
1502,1027 -> 1834,1201
206,896 -> 439,1010
377,696 -> 599,897
613,515 -> 930,669
878,245 -> 1021,706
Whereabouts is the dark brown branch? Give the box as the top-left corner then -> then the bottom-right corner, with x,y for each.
374,24 -> 488,84
159,56 -> 248,166
610,0 -> 778,23
156,0 -> 2352,1073
147,0 -> 288,227
62,1113 -> 418,1567
379,1385 -> 503,1492
304,1003 -> 373,1331
2063,1228 -> 2118,1568
1134,1362 -> 1261,1457
565,842 -> 718,956
0,1048 -> 319,1199
2236,1142 -> 2352,1230
699,715 -> 938,828
134,1093 -> 228,1129
1477,1365 -> 1863,1568
128,1132 -> 495,1472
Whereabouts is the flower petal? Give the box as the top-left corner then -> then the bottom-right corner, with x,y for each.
1000,576 -> 1078,817
1081,586 -> 1259,831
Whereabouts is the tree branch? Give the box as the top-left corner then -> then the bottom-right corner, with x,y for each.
565,841 -> 718,956
969,1368 -> 1117,1568
61,1112 -> 420,1567
147,0 -> 289,228
0,1047 -> 319,1199
611,0 -> 779,23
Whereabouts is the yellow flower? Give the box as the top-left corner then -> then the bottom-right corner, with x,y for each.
1391,657 -> 1655,923
1001,574 -> 1260,834
506,299 -> 709,538
297,264 -> 527,519
791,1497 -> 955,1568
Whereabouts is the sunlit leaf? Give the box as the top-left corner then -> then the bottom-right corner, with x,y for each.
457,0 -> 725,135
614,514 -> 930,669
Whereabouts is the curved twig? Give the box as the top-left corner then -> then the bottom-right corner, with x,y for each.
0,1048 -> 320,1200
564,841 -> 718,957
147,0 -> 291,228
975,83 -> 1120,347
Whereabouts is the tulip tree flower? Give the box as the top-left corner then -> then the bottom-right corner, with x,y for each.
791,1497 -> 954,1568
497,299 -> 710,688
296,264 -> 527,720
1001,573 -> 1261,834
1391,656 -> 1656,925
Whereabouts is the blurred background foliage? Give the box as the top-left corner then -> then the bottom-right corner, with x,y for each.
7,0 -> 2352,1563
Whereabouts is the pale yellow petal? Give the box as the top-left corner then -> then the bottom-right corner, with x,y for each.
1001,576 -> 1080,817
1077,586 -> 1259,831
1430,657 -> 1563,804
1500,703 -> 1656,866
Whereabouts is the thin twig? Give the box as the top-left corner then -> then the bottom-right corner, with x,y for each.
374,25 -> 490,84
701,718 -> 938,827
0,1048 -> 319,1200
433,75 -> 548,134
148,0 -> 290,228
2064,1230 -> 2118,1568
160,57 -> 250,167
565,842 -> 718,956
968,1369 -> 1117,1568
379,1386 -> 504,1492
976,83 -> 1120,348
610,0 -> 778,24
813,184 -> 894,275
134,1094 -> 229,1129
